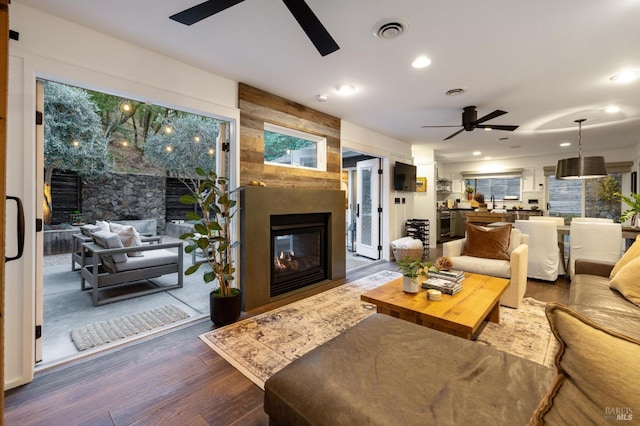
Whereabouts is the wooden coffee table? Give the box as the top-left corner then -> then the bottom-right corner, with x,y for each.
360,272 -> 510,339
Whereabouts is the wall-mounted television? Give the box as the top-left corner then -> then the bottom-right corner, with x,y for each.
394,161 -> 417,191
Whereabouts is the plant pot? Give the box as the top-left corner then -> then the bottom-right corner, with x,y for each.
209,288 -> 242,326
467,193 -> 473,200
402,276 -> 420,294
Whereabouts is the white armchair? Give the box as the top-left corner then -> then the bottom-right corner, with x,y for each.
443,229 -> 529,308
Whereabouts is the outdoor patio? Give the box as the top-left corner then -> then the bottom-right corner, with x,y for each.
40,236 -> 376,369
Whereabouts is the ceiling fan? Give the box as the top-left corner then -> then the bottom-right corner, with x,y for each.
170,0 -> 340,57
421,106 -> 519,141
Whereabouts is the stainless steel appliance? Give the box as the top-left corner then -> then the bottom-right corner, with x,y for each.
437,209 -> 451,242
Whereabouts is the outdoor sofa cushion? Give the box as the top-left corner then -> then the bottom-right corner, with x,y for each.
91,230 -> 127,263
113,249 -> 178,273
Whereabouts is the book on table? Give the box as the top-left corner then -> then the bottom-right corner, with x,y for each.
427,270 -> 465,284
429,269 -> 464,279
422,277 -> 462,295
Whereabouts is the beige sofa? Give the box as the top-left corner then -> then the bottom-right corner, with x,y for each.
442,227 -> 528,308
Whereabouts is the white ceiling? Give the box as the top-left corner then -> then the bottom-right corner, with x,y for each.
15,0 -> 640,164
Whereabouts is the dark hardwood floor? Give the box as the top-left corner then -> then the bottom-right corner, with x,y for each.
4,254 -> 570,426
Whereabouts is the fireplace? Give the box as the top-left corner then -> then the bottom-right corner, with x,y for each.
241,186 -> 346,311
271,213 -> 328,297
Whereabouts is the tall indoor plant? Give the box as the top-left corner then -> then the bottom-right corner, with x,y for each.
180,167 -> 241,325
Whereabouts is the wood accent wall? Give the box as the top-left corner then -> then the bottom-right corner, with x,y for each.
238,83 -> 341,189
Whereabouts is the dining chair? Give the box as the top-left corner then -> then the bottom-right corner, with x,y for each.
568,222 -> 623,278
529,216 -> 565,226
514,220 -> 562,281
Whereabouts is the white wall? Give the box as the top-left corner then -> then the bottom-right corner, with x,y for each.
412,145 -> 437,249
5,4 -> 240,389
341,121 -> 416,260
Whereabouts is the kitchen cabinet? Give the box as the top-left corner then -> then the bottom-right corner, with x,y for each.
466,211 -> 515,225
452,210 -> 468,237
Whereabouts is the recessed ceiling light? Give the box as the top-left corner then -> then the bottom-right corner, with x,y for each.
484,128 -> 492,132
560,142 -> 571,147
445,88 -> 465,96
472,151 -> 481,156
412,55 -> 431,69
336,84 -> 356,95
317,94 -> 328,102
605,105 -> 620,113
610,70 -> 640,83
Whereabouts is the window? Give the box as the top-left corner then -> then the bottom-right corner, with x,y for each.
548,174 -> 622,221
264,123 -> 326,171
464,176 -> 522,201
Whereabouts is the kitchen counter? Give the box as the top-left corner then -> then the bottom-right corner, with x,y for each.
466,211 -> 515,225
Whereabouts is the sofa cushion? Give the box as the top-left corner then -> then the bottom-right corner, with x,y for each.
610,256 -> 640,307
610,235 -> 640,278
448,256 -> 511,278
531,303 -> 640,425
507,227 -> 522,256
113,249 -> 178,272
109,222 -> 144,257
463,223 -> 512,260
569,273 -> 640,341
91,230 -> 127,264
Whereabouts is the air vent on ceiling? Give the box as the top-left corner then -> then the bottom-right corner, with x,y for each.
373,18 -> 409,39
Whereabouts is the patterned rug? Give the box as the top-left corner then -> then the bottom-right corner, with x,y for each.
71,305 -> 190,351
199,271 -> 558,390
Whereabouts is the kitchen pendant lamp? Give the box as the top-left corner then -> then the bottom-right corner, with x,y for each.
555,119 -> 607,179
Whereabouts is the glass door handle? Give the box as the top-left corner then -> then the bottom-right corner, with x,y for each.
6,196 -> 25,262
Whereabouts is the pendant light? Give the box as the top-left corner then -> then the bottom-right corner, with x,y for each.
555,119 -> 607,179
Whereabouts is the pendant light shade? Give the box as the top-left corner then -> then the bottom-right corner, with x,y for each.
555,119 -> 607,179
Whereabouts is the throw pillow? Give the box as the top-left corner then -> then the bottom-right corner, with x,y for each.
95,220 -> 110,232
462,223 -> 512,261
109,222 -> 144,257
91,230 -> 127,263
610,235 -> 640,279
80,224 -> 101,237
609,256 -> 640,307
530,303 -> 640,425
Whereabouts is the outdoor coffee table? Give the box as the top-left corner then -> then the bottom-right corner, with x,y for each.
360,272 -> 510,339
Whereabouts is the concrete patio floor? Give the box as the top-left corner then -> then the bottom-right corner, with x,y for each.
40,237 -> 377,369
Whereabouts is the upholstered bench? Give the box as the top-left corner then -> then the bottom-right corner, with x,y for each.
264,313 -> 554,425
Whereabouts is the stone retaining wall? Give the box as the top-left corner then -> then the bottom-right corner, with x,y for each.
82,173 -> 166,232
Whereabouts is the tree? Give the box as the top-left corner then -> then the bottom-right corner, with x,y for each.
43,81 -> 110,223
144,113 -> 220,189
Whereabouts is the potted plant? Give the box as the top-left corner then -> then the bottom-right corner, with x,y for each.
180,167 -> 241,325
465,184 -> 474,200
397,256 -> 432,293
615,192 -> 640,227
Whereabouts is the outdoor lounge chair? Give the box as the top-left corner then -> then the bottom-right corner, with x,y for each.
80,230 -> 184,306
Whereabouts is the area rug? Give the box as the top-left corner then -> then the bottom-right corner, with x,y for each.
70,305 -> 190,351
475,297 -> 560,368
199,272 -> 558,390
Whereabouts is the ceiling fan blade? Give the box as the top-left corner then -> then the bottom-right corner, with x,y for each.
473,109 -> 507,125
475,124 -> 519,131
281,0 -> 340,56
170,0 -> 245,25
421,125 -> 460,128
443,128 -> 465,141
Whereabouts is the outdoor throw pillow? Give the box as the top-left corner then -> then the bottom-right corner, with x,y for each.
610,235 -> 640,279
609,256 -> 640,307
463,223 -> 512,261
91,230 -> 127,263
529,303 -> 640,425
95,220 -> 110,233
80,224 -> 101,237
109,222 -> 144,257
